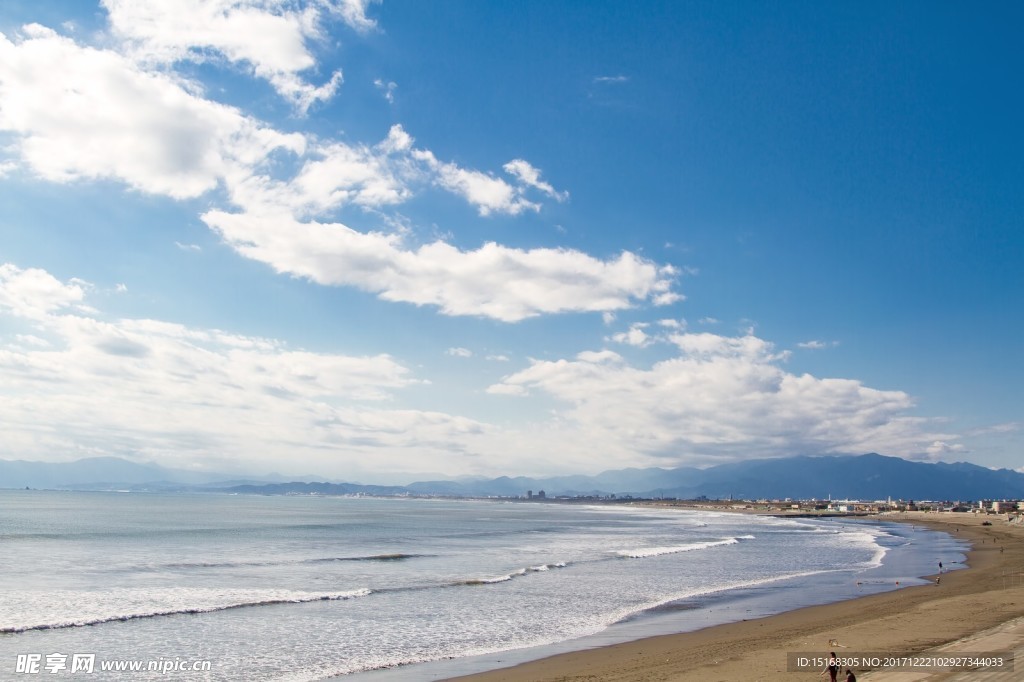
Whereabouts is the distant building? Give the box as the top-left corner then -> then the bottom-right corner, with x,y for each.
527,490 -> 533,499
537,490 -> 546,499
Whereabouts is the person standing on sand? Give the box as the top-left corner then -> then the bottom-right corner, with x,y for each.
820,652 -> 839,682
846,669 -> 857,682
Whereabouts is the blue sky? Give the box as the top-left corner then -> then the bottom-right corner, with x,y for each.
0,1 -> 1020,482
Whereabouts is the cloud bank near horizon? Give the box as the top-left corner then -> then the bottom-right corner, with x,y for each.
0,263 -> 962,476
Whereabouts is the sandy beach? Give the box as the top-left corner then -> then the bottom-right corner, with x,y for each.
447,511 -> 1024,682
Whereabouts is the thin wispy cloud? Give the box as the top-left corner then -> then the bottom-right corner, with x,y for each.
797,340 -> 839,350
373,78 -> 397,103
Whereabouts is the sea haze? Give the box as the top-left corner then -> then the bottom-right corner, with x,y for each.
0,491 -> 966,680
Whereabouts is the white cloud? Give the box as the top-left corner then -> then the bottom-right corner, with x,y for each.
502,159 -> 568,202
487,331 -> 959,464
798,340 -> 838,350
485,383 -> 528,397
414,149 -> 540,216
332,0 -> 379,33
699,317 -> 720,325
446,347 -> 472,358
486,354 -> 510,362
0,262 -> 497,475
204,208 -> 678,321
14,334 -> 52,348
0,25 -> 303,199
0,20 -> 682,324
175,241 -> 203,252
925,440 -> 966,458
224,134 -> 417,221
410,150 -> 569,217
100,0 -> 374,113
378,124 -> 413,153
610,323 -> 651,347
373,78 -> 397,103
593,75 -> 628,84
0,264 -> 87,318
652,291 -> 683,306
0,264 -> 971,478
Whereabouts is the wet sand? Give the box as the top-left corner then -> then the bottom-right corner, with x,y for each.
446,511 -> 1024,682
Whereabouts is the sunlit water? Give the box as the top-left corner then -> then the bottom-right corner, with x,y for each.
0,491 -> 966,680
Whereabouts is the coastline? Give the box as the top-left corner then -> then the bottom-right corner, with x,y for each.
443,511 -> 1024,682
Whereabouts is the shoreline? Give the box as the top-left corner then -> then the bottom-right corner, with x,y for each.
443,511 -> 1024,682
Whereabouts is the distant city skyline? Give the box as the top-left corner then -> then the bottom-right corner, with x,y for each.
0,1 -> 1020,480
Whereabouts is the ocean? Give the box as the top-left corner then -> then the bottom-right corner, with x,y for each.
0,491 -> 967,680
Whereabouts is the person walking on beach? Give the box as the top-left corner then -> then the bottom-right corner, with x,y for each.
820,652 -> 839,682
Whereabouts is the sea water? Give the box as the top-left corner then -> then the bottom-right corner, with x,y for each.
0,491 -> 967,680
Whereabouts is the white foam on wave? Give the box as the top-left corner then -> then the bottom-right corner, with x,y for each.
615,536 -> 747,558
0,587 -> 372,634
289,566 -> 843,681
836,528 -> 890,568
462,561 -> 569,585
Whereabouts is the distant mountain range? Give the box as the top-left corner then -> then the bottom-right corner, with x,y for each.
3,453 -> 1023,501
0,456 -> 289,490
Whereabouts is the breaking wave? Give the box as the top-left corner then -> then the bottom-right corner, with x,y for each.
0,588 -> 373,634
615,536 -> 750,558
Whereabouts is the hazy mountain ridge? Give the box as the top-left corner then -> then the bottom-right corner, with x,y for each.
3,454 -> 1023,500
0,457 -> 291,490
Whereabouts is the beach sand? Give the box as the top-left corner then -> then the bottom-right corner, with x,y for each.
446,511 -> 1024,682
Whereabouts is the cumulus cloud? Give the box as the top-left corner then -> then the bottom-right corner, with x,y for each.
446,347 -> 472,358
925,440 -> 966,458
230,134 -> 416,218
0,262 -> 494,474
100,0 -> 375,113
204,207 -> 678,321
0,25 -> 303,198
0,264 -> 88,318
610,322 -> 651,347
487,331 -> 959,464
0,16 -> 681,323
